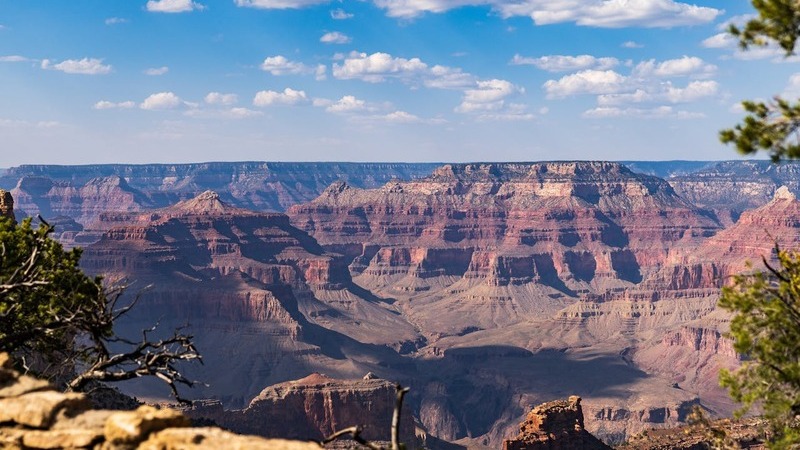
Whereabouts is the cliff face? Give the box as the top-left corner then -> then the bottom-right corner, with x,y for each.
0,162 -> 439,229
79,191 -> 421,405
27,160 -> 798,448
0,189 -> 14,222
287,162 -> 721,334
188,373 -> 415,444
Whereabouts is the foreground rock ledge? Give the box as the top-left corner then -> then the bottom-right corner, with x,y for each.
0,353 -> 321,450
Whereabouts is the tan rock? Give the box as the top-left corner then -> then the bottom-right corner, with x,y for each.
0,375 -> 51,398
103,406 -> 189,449
138,427 -> 322,450
0,426 -> 25,450
21,428 -> 100,449
0,391 -> 88,429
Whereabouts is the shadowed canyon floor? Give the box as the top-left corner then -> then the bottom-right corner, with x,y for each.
3,160 -> 794,448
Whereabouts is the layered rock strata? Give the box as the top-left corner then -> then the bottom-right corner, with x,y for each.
79,191 -> 421,404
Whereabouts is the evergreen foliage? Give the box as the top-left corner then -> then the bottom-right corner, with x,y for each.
719,248 -> 800,448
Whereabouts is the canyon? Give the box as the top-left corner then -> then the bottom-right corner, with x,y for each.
1,160 -> 796,448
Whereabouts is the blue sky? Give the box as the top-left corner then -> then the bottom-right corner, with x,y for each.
0,0 -> 793,165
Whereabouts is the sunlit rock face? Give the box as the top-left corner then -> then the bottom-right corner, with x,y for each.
0,189 -> 14,222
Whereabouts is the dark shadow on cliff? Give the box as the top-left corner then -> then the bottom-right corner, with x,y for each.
413,346 -> 649,441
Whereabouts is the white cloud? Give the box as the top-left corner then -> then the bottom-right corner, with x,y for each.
597,80 -> 718,105
320,31 -> 352,44
622,41 -> 644,48
41,58 -> 112,75
260,55 -> 326,79
783,73 -> 800,99
373,0 -> 720,27
144,66 -> 169,76
140,92 -> 183,110
382,111 -> 421,123
701,32 -> 732,49
583,105 -> 704,119
324,95 -> 375,113
632,56 -> 716,78
457,79 -> 523,113
146,0 -> 204,13
105,17 -> 128,25
225,107 -> 262,118
235,0 -> 328,8
0,55 -> 32,63
511,54 -> 619,72
332,51 -> 428,83
94,100 -> 136,110
544,70 -> 628,98
253,88 -> 309,106
205,92 -> 238,105
331,8 -> 354,19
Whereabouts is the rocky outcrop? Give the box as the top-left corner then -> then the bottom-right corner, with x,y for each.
619,416 -> 768,449
188,373 -> 415,444
502,396 -> 611,450
0,189 -> 14,222
0,353 -> 320,450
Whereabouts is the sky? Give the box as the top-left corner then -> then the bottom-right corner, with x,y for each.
0,0 -> 794,166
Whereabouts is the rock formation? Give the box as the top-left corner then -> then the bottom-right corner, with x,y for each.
0,189 -> 14,222
13,160 -> 799,447
79,191 -> 421,405
187,373 -> 415,445
503,396 -> 611,450
0,352 -> 320,450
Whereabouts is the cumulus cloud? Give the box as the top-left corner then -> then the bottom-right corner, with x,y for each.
597,80 -> 718,105
140,92 -> 183,110
372,0 -> 720,27
253,88 -> 308,106
632,56 -> 716,78
260,55 -> 326,80
205,92 -> 238,105
331,8 -> 354,19
583,105 -> 704,119
93,100 -> 136,110
544,70 -> 628,98
146,0 -> 204,13
456,79 -> 523,113
320,31 -> 352,44
144,66 -> 169,76
622,41 -> 644,48
511,54 -> 619,72
332,52 -> 428,83
41,58 -> 112,75
235,0 -> 328,8
324,95 -> 375,113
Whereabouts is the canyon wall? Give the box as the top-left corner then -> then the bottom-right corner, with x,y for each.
5,160 -> 793,447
